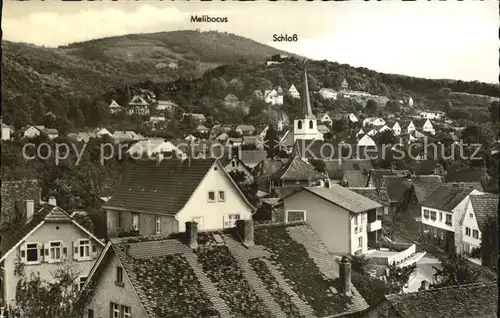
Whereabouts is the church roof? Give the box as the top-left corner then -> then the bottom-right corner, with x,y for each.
300,65 -> 316,120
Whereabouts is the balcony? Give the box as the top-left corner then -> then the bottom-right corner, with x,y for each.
367,219 -> 382,232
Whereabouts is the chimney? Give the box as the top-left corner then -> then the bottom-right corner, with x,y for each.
48,196 -> 57,206
419,280 -> 429,291
185,221 -> 198,249
26,199 -> 35,222
339,256 -> 352,296
236,219 -> 254,247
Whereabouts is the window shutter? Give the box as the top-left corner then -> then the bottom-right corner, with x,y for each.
44,243 -> 50,263
20,243 -> 27,263
223,215 -> 228,229
73,241 -> 79,261
91,244 -> 97,258
62,243 -> 68,260
38,243 -> 44,262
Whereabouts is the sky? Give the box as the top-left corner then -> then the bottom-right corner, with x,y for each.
2,1 -> 498,83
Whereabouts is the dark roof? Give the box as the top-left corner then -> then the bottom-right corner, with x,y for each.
446,168 -> 488,183
324,159 -> 373,180
273,156 -> 323,181
470,194 -> 499,233
286,186 -> 382,213
421,185 -> 474,211
343,171 -> 369,188
409,160 -> 439,175
104,159 -> 247,215
384,176 -> 412,203
369,169 -> 410,190
349,188 -> 390,205
254,159 -> 289,177
411,175 -> 443,203
1,204 -> 73,256
445,182 -> 484,192
239,150 -> 267,168
1,179 -> 41,224
272,187 -> 303,199
104,222 -> 368,318
384,282 -> 498,318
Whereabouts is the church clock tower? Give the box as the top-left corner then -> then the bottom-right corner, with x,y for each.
294,63 -> 323,142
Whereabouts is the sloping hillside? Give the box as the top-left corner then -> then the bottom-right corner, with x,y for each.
1,30 -> 292,99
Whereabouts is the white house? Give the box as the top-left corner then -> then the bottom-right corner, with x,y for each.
317,124 -> 331,134
392,122 -> 401,136
149,116 -> 166,123
456,193 -> 498,256
288,84 -> 300,99
128,95 -> 150,115
0,198 -> 105,307
319,88 -> 338,100
293,67 -> 323,142
23,125 -> 59,140
184,134 -> 197,142
1,123 -> 12,140
367,129 -> 378,137
109,100 -> 125,114
264,89 -> 283,105
126,139 -> 184,159
358,134 -> 376,146
407,121 -> 416,134
363,117 -> 385,127
422,119 -> 435,135
419,110 -> 444,120
348,113 -> 359,123
102,158 -> 255,237
319,113 -> 333,125
356,128 -> 365,137
157,100 -> 179,111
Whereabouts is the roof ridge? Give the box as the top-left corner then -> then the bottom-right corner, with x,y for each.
388,282 -> 497,298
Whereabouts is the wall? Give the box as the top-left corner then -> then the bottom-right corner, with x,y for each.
460,203 -> 482,252
107,210 -> 178,237
85,252 -> 147,318
2,222 -> 103,306
350,211 -> 368,254
23,127 -> 40,138
177,162 -> 252,233
282,190 -> 351,254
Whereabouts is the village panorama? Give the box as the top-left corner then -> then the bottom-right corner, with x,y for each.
1,1 -> 499,318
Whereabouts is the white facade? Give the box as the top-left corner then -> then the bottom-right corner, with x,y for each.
264,89 -> 283,105
2,124 -> 12,140
420,111 -> 444,120
23,126 -> 41,139
363,117 -> 385,127
319,88 -> 338,100
320,114 -> 333,125
288,84 -> 300,99
458,202 -> 482,254
176,161 -> 253,232
407,121 -> 416,134
350,212 -> 369,255
392,122 -> 401,136
294,119 -> 323,142
422,119 -> 435,135
378,125 -> 391,133
358,134 -> 376,146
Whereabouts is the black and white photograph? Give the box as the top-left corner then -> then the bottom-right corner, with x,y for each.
0,1 -> 498,317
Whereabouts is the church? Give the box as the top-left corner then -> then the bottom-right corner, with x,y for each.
293,64 -> 324,143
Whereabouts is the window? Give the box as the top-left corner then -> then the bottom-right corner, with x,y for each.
26,243 -> 39,262
132,213 -> 139,231
465,227 -> 471,236
309,120 -> 314,129
286,210 -> 306,222
155,216 -> 161,234
439,212 -> 442,222
469,213 -> 473,218
463,243 -> 470,253
445,214 -> 452,226
423,209 -> 429,218
297,120 -> 302,130
472,230 -> 479,239
208,191 -> 215,202
111,302 -> 131,318
231,161 -> 236,167
79,240 -> 90,258
218,191 -> 225,202
224,214 -> 240,228
116,266 -> 123,284
111,303 -> 120,318
87,309 -> 94,318
49,241 -> 62,261
358,236 -> 363,248
430,211 -> 436,221
79,276 -> 87,290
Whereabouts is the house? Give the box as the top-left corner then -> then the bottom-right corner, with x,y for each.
216,132 -> 229,142
149,116 -> 166,123
319,113 -> 333,125
226,137 -> 243,147
156,100 -> 178,111
281,186 -> 382,255
317,124 -> 330,134
377,125 -> 391,133
196,124 -> 210,135
1,123 -> 13,140
420,184 -> 483,253
91,128 -> 112,138
102,159 -> 255,237
318,88 -> 338,100
419,110 -> 445,120
348,113 -> 359,123
362,117 -> 385,127
0,198 -> 105,307
184,134 -> 197,142
126,139 -> 185,160
392,122 -> 401,136
416,119 -> 435,135
270,156 -> 325,189
109,100 -> 125,114
223,157 -> 254,183
68,132 -> 97,143
369,282 -> 497,318
356,129 -> 365,137
184,113 -> 207,124
81,220 -> 369,318
1,180 -> 41,226
224,94 -> 240,108
168,62 -> 178,69
358,134 -> 376,146
23,125 -> 59,140
406,121 -> 416,134
323,159 -> 373,185
127,95 -> 150,116
367,169 -> 411,190
407,175 -> 443,220
446,168 -> 489,187
264,89 -> 284,105
456,193 -> 498,257
235,125 -> 256,136
112,130 -> 143,144
287,84 -> 300,99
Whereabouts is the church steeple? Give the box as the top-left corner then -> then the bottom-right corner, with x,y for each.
301,63 -> 315,119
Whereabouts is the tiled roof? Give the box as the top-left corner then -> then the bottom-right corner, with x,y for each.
239,150 -> 267,168
273,156 -> 323,181
421,185 -> 474,211
411,175 -> 442,203
349,187 -> 390,205
104,222 -> 368,318
384,282 -> 498,318
384,176 -> 412,203
104,159 -> 218,215
470,194 -> 499,233
408,160 -> 439,175
254,159 -> 289,177
272,187 -> 303,199
446,168 -> 488,183
302,186 -> 382,213
280,130 -> 294,147
343,171 -> 369,188
324,159 -> 373,180
445,182 -> 483,192
369,169 -> 397,189
236,124 -> 255,132
1,179 -> 41,225
1,204 -> 73,256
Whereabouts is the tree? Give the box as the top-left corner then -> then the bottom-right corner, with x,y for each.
386,263 -> 417,294
264,125 -> 279,158
375,130 -> 396,145
229,170 -> 258,206
489,100 -> 499,122
432,254 -> 480,288
480,215 -> 498,271
385,100 -> 401,113
365,99 -> 379,116
9,258 -> 94,318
